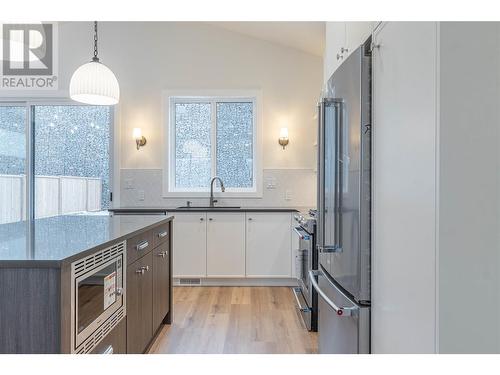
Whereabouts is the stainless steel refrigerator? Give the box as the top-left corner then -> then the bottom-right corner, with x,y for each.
310,38 -> 371,354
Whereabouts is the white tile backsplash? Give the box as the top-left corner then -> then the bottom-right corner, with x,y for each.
118,168 -> 316,208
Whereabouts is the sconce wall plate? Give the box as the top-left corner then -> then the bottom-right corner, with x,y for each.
136,136 -> 147,150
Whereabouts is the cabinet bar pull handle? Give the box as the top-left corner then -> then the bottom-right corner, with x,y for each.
157,251 -> 166,258
136,240 -> 149,251
136,268 -> 145,275
158,231 -> 168,238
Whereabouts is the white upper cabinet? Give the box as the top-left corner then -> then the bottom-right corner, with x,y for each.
245,213 -> 292,277
324,22 -> 347,82
172,212 -> 207,277
206,212 -> 245,277
323,22 -> 375,83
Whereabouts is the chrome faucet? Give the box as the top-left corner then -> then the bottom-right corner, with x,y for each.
209,177 -> 225,207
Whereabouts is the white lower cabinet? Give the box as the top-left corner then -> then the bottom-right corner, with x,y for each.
206,212 -> 245,277
172,211 -> 293,280
245,213 -> 292,277
172,212 -> 207,277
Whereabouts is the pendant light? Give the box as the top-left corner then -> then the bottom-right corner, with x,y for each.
69,21 -> 119,105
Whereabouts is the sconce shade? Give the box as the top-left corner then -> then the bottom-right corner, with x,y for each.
69,61 -> 120,105
132,127 -> 142,139
279,127 -> 289,138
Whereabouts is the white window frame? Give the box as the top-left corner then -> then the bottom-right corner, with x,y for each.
163,89 -> 263,198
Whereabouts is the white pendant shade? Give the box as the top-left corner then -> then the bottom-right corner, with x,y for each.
69,61 -> 120,105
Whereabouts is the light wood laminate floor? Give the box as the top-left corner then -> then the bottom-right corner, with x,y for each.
149,286 -> 318,354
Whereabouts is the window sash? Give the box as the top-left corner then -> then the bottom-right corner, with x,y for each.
168,96 -> 257,194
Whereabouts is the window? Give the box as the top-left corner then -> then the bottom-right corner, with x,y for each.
165,91 -> 261,197
0,102 -> 112,226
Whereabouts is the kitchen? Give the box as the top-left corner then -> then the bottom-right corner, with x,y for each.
1,2 -> 500,371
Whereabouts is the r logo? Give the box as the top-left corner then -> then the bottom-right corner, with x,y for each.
2,23 -> 53,76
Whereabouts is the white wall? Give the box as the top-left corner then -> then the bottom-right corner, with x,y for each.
54,22 -> 322,208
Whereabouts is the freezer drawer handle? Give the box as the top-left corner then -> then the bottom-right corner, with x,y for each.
317,245 -> 343,253
308,270 -> 358,317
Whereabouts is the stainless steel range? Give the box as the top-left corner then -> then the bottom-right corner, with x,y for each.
292,209 -> 318,331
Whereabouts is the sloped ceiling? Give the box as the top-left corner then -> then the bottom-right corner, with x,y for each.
209,22 -> 325,57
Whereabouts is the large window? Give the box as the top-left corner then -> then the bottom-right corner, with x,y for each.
0,105 -> 27,224
0,102 -> 112,225
166,93 -> 260,196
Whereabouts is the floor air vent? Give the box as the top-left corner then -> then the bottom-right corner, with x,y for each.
179,278 -> 201,285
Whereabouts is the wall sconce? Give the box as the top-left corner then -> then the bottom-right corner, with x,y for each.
278,127 -> 289,150
133,128 -> 147,150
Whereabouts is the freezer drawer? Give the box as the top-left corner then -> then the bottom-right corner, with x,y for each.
310,267 -> 370,354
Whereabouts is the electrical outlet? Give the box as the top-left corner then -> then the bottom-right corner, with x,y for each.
138,190 -> 145,201
125,178 -> 134,189
285,190 -> 292,201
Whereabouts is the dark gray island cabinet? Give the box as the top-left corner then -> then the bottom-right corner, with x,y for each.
0,214 -> 173,354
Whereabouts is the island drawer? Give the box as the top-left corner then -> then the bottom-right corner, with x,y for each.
152,223 -> 169,248
127,230 -> 154,264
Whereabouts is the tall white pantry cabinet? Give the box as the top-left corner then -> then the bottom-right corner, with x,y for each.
372,22 -> 500,353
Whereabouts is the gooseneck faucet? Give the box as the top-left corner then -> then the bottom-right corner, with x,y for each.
209,177 -> 225,207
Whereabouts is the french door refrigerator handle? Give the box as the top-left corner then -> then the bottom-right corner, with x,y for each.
317,98 -> 344,254
308,270 -> 358,317
317,100 -> 325,252
335,99 -> 344,253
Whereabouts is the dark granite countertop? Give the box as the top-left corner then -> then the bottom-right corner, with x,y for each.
108,207 -> 299,213
0,214 -> 173,268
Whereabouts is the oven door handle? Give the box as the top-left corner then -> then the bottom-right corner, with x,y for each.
293,226 -> 311,240
292,287 -> 312,313
308,270 -> 358,317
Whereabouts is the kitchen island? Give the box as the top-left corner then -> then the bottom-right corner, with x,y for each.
0,214 -> 173,354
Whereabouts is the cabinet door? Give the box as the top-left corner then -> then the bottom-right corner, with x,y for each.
324,22 -> 346,82
345,22 -> 373,59
152,242 -> 170,330
172,213 -> 207,277
90,319 -> 126,354
206,213 -> 245,277
246,213 -> 292,277
126,252 -> 153,354
371,22 -> 437,354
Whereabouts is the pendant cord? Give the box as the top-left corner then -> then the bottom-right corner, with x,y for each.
93,21 -> 99,62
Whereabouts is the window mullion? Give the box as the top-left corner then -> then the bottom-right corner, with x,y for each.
211,100 -> 217,180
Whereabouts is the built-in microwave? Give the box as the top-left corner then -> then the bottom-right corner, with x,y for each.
70,241 -> 126,353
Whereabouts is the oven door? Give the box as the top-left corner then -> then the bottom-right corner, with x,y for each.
293,226 -> 314,329
74,254 -> 124,349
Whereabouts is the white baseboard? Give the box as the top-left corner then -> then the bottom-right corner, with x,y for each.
174,277 -> 298,287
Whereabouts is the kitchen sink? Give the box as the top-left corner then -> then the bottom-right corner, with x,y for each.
176,206 -> 241,209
